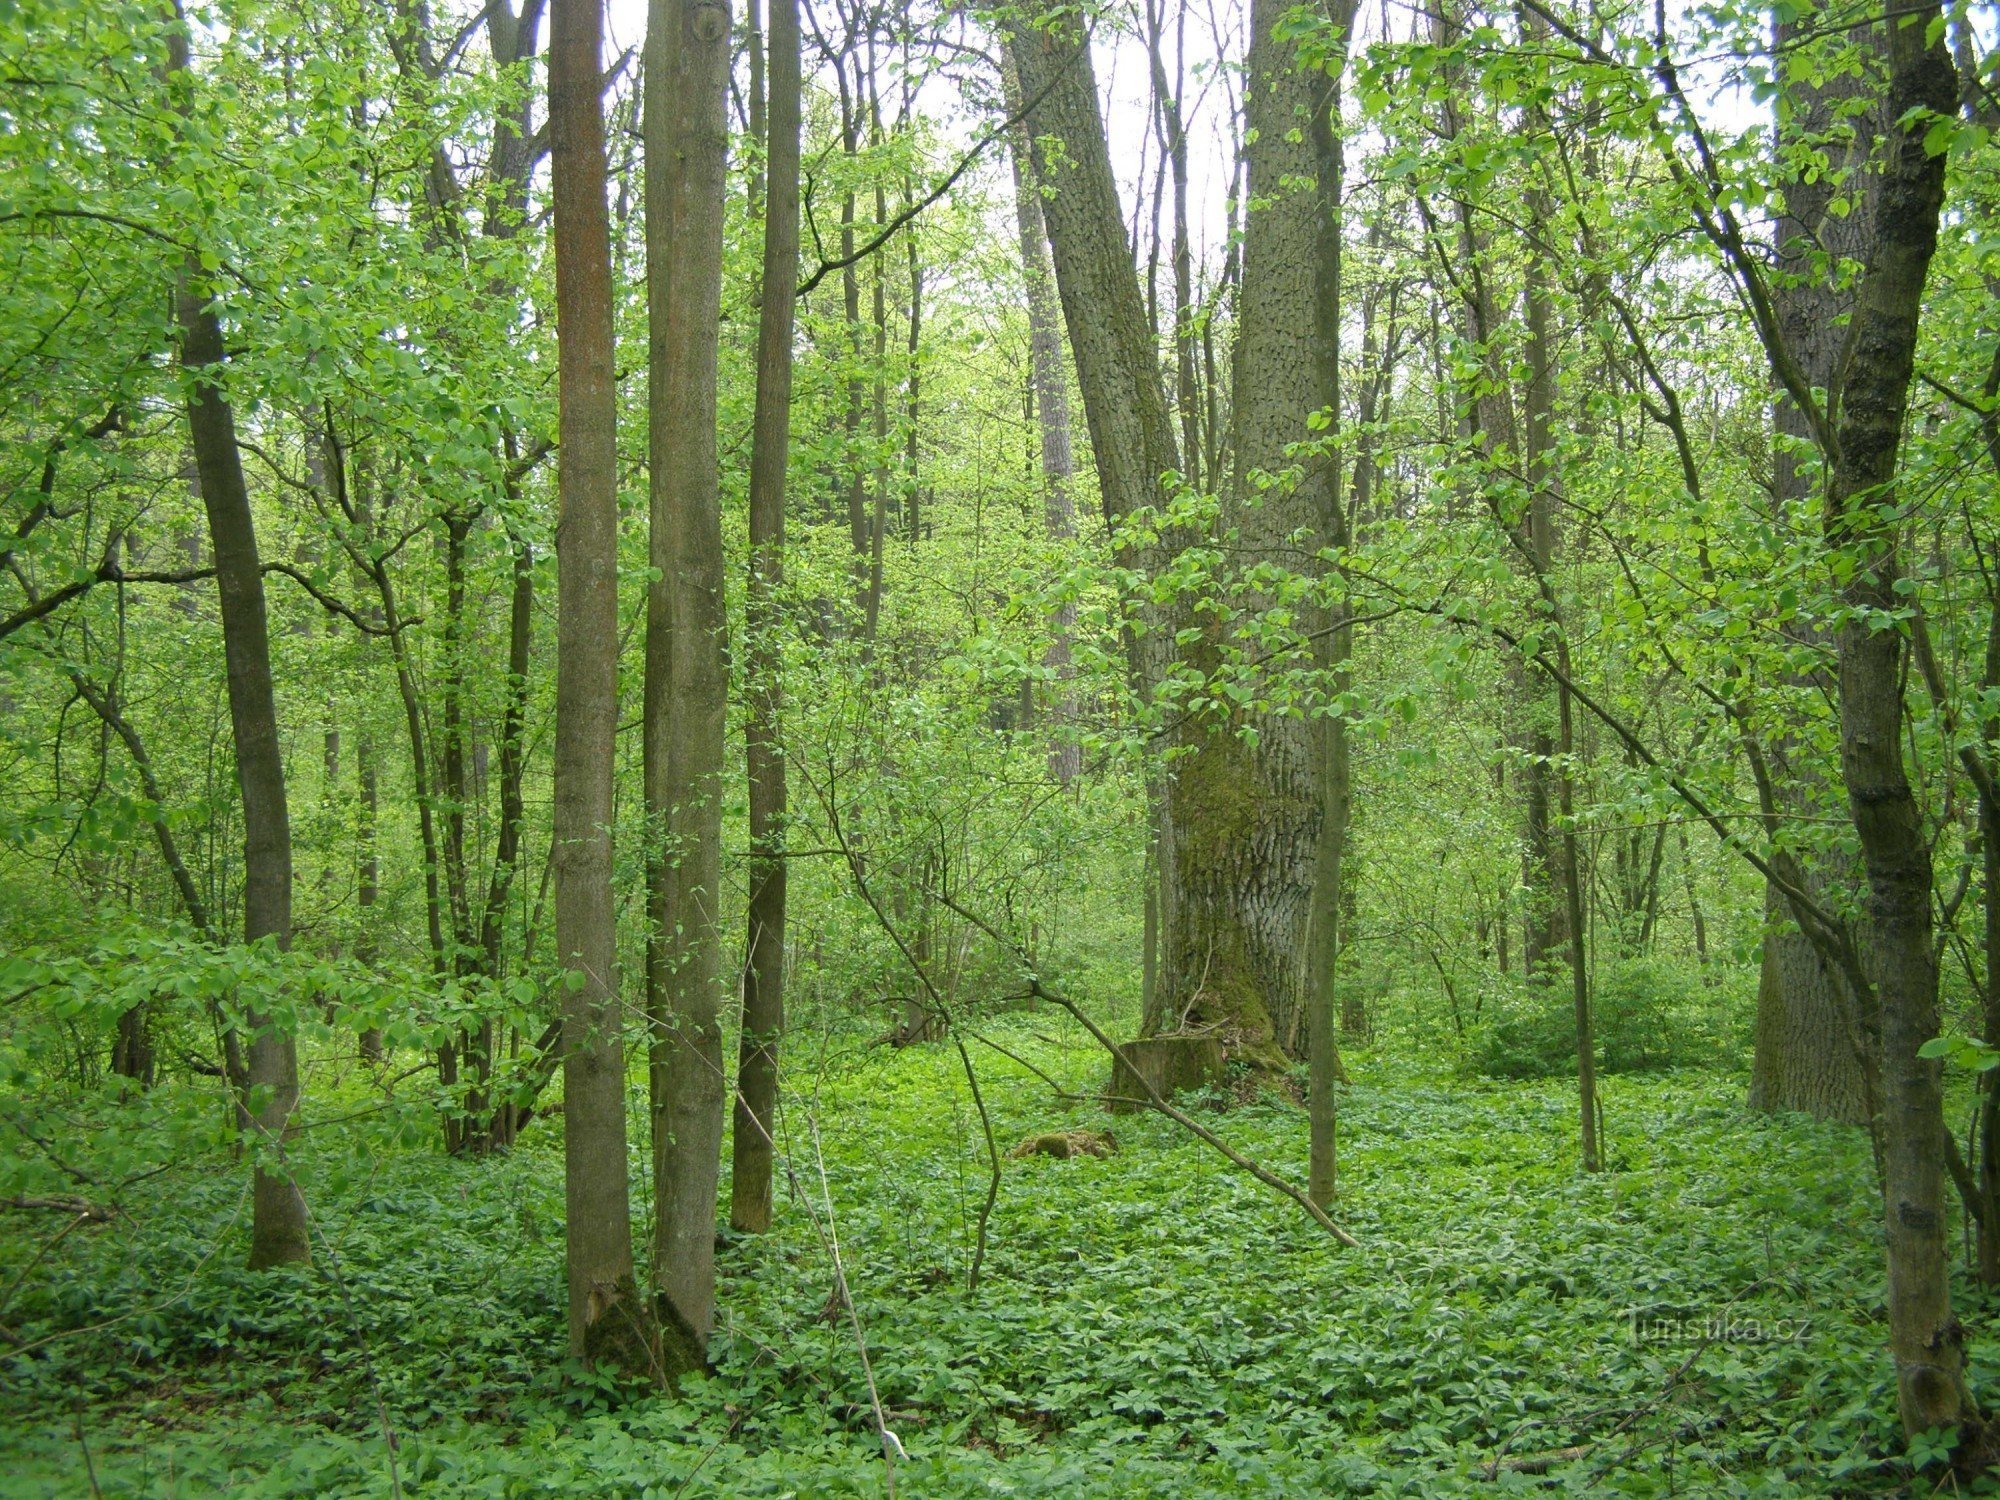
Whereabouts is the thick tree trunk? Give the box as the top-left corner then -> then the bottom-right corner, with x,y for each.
644,0 -> 732,1374
1748,15 -> 1882,1126
1747,876 -> 1870,1122
731,0 -> 798,1237
1151,0 -> 1326,1068
548,0 -> 650,1370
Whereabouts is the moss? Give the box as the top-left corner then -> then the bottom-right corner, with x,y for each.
1006,1129 -> 1119,1160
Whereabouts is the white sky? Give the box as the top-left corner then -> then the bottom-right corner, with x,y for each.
591,0 -> 1941,289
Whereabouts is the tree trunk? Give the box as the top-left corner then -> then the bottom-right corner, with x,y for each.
548,0 -> 650,1370
356,727 -> 384,1061
644,0 -> 732,1375
731,0 -> 798,1237
1005,4 -> 1185,1047
1517,45 -> 1596,1170
166,10 -> 311,1273
1819,4 -> 1971,1442
1000,54 -> 1080,786
1151,0 -> 1327,1069
1747,875 -> 1870,1122
1748,13 -> 1883,1126
476,533 -> 535,1150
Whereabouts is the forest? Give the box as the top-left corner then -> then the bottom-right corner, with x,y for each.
3,0 -> 1999,1489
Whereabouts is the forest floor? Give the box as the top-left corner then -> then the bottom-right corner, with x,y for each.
0,1017 -> 1980,1497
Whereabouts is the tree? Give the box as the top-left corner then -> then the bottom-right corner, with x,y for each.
548,0 -> 650,1368
644,0 -> 733,1371
1744,11 -> 1879,1128
731,0 -> 801,1237
165,5 -> 311,1272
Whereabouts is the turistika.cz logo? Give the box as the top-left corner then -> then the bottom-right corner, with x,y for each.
1626,1308 -> 1810,1345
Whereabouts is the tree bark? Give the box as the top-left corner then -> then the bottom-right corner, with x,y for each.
1149,0 -> 1326,1067
1818,2 -> 1971,1441
644,0 -> 732,1374
1000,53 -> 1081,786
1747,12 -> 1882,1127
731,0 -> 798,1237
549,0 -> 650,1370
166,10 -> 310,1273
1005,4 -> 1185,1045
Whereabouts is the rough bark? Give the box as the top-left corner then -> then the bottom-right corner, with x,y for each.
1000,52 -> 1081,786
644,0 -> 732,1372
548,0 -> 650,1369
1105,1035 -> 1226,1113
731,0 -> 798,1237
1748,13 -> 1882,1126
1005,2 -> 1185,1046
1150,0 -> 1326,1067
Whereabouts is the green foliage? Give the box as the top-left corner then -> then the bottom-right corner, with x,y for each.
0,1026 -> 1949,1497
1470,959 -> 1740,1081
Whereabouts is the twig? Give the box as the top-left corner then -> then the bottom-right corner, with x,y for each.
808,1120 -> 901,1495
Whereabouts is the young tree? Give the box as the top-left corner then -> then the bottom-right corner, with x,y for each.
548,0 -> 650,1368
1001,53 -> 1082,786
731,0 -> 801,1236
165,6 -> 311,1272
644,0 -> 733,1370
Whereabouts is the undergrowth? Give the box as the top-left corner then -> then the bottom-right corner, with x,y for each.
1,1017 -> 1985,1497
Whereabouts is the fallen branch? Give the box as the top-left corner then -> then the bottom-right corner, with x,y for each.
0,1195 -> 116,1220
928,889 -> 1361,1249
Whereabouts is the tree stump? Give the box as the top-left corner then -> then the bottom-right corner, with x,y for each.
1105,1035 -> 1227,1114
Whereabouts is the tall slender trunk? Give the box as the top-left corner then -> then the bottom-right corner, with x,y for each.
549,0 -> 650,1369
1517,44 -> 1595,1170
732,0 -> 798,1236
166,8 -> 310,1272
1141,0 -> 1197,493
1000,53 -> 1080,785
1307,0 -> 1358,1206
860,54 -> 890,656
356,727 -> 384,1061
476,534 -> 534,1148
834,52 -> 869,619
1816,1 -> 1969,1441
644,0 -> 732,1374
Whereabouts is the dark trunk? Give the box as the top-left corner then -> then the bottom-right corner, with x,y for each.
731,0 -> 798,1237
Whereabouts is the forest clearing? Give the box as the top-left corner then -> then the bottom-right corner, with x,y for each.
4,0 -> 2000,1490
